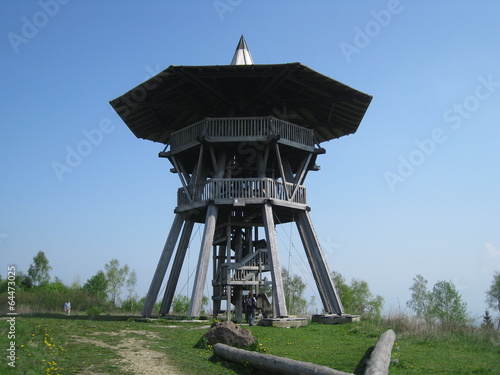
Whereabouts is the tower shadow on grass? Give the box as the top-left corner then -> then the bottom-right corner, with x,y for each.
10,312 -> 140,322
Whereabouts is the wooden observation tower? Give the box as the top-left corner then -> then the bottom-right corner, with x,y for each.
110,36 -> 372,319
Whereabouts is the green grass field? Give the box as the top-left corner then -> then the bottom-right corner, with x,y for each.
1,314 -> 499,374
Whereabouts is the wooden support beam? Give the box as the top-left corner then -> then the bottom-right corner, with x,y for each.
235,289 -> 243,322
159,220 -> 195,315
243,65 -> 297,112
290,153 -> 313,202
274,143 -> 290,201
262,202 -> 288,317
177,69 -> 233,108
141,213 -> 184,317
295,210 -> 344,314
281,157 -> 295,182
192,144 -> 205,185
209,145 -> 218,175
170,156 -> 193,203
212,243 -> 226,318
171,154 -> 191,185
189,204 -> 218,317
263,144 -> 270,173
226,223 -> 232,321
191,144 -> 208,202
256,148 -> 266,178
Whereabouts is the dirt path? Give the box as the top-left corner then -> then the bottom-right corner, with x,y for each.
72,329 -> 183,375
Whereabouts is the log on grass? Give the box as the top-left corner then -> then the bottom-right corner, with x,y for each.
213,343 -> 354,375
364,329 -> 396,375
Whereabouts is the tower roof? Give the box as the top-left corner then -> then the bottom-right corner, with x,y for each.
110,39 -> 372,145
231,35 -> 254,65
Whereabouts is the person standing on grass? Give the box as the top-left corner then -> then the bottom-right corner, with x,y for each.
245,291 -> 257,326
64,300 -> 71,315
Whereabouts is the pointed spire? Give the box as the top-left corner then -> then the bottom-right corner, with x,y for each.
231,35 -> 254,65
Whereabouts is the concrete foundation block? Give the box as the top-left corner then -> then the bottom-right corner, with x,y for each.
312,314 -> 360,324
258,317 -> 309,328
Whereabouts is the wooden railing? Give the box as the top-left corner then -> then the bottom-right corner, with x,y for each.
177,178 -> 307,206
223,249 -> 269,284
170,116 -> 315,150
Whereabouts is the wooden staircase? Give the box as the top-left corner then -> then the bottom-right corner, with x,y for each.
212,224 -> 271,311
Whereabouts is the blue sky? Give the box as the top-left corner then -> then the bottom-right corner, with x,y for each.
1,0 -> 499,320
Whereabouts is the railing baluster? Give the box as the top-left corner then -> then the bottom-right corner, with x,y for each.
170,117 -> 315,151
178,178 -> 305,205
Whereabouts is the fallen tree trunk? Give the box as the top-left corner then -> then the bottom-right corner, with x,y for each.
364,329 -> 396,375
213,343 -> 354,375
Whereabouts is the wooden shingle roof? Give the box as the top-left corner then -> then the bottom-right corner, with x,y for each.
110,62 -> 372,144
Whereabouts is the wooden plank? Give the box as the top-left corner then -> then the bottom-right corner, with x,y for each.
174,201 -> 208,213
205,135 -> 271,144
227,280 -> 262,285
277,138 -> 316,152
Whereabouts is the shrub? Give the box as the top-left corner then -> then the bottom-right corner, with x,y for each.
86,306 -> 102,317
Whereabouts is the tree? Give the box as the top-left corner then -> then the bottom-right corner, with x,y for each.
121,270 -> 139,312
282,268 -> 307,315
83,270 -> 108,299
27,251 -> 52,286
201,295 -> 209,315
126,270 -> 138,300
104,259 -> 129,306
481,310 -> 494,330
407,275 -> 468,326
172,294 -> 190,315
170,294 -> 208,315
0,271 -> 33,291
18,271 -> 33,289
41,277 -> 68,292
407,274 -> 431,319
332,271 -> 384,317
485,271 -> 500,329
429,280 -> 468,326
350,279 -> 384,317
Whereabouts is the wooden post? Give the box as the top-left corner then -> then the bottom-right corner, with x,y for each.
226,223 -> 232,321
262,202 -> 288,317
189,204 -> 218,317
235,290 -> 243,323
296,210 -> 344,314
159,220 -> 195,315
365,330 -> 396,375
141,213 -> 184,317
213,343 -> 353,375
